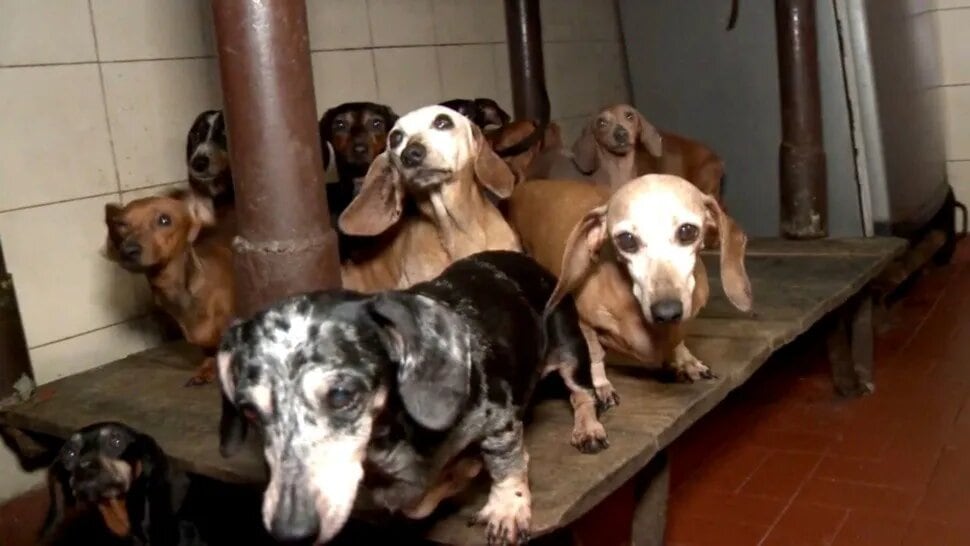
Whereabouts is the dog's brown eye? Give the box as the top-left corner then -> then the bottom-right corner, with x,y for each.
326,387 -> 358,411
625,112 -> 635,120
63,448 -> 77,461
157,214 -> 171,227
389,130 -> 403,148
597,118 -> 609,129
677,223 -> 700,245
332,119 -> 347,131
370,118 -> 385,130
432,114 -> 454,130
614,231 -> 639,253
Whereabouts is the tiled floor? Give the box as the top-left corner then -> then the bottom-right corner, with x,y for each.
666,241 -> 970,546
4,242 -> 970,545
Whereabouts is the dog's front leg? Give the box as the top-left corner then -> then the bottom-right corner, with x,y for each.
579,323 -> 619,410
472,419 -> 531,545
667,341 -> 715,382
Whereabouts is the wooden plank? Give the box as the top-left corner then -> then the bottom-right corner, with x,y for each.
720,237 -> 907,257
0,238 -> 907,545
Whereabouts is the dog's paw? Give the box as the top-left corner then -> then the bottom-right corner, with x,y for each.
470,486 -> 532,545
670,359 -> 716,383
184,357 -> 217,387
594,383 -> 620,413
571,420 -> 609,454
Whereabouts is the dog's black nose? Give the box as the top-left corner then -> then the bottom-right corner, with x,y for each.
613,127 -> 629,145
351,141 -> 368,155
401,142 -> 426,167
190,155 -> 209,172
650,300 -> 683,323
120,241 -> 142,261
270,491 -> 320,544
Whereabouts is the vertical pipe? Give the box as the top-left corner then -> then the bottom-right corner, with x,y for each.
0,239 -> 34,398
776,0 -> 828,239
504,0 -> 550,123
210,0 -> 341,318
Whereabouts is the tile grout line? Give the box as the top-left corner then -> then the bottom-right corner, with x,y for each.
28,315 -> 151,350
755,448 -> 829,546
0,40 -> 630,70
0,179 -> 189,215
86,0 -> 123,200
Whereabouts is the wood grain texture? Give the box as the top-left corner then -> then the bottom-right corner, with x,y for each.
0,237 -> 907,544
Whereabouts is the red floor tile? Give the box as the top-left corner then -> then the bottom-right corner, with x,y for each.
675,444 -> 772,494
669,488 -> 786,528
738,450 -> 821,500
830,512 -> 906,546
903,518 -> 970,546
665,514 -> 769,546
794,477 -> 919,517
916,446 -> 970,523
760,502 -> 848,546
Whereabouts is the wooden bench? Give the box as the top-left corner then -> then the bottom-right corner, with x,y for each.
0,237 -> 906,545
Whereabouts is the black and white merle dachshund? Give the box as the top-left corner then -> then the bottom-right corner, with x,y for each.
185,110 -> 232,210
217,250 -> 611,545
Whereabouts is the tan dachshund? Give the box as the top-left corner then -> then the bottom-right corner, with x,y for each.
104,190 -> 235,386
338,105 -> 521,292
509,175 -> 752,401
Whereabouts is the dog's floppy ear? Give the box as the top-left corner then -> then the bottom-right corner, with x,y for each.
216,349 -> 249,458
704,195 -> 752,312
367,293 -> 471,431
635,111 -> 664,158
134,433 -> 182,545
572,122 -> 599,174
339,152 -> 405,236
181,192 -> 216,243
472,124 -> 516,199
545,204 -> 609,314
40,459 -> 75,541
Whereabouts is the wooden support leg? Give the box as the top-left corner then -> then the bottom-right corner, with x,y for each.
826,292 -> 875,396
630,453 -> 669,546
570,452 -> 670,546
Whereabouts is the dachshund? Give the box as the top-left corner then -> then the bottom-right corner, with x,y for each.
439,98 -> 511,131
217,250 -> 610,546
186,110 -> 232,212
103,190 -> 234,386
509,175 -> 753,401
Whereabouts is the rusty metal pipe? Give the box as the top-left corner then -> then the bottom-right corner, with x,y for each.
504,0 -> 550,123
776,0 -> 828,239
210,0 -> 341,318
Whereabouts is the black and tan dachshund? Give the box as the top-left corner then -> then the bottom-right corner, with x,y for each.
40,422 -> 274,546
318,102 -> 399,258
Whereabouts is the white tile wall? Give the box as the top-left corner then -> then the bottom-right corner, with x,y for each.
0,0 -> 630,502
311,50 -> 380,114
0,0 -> 97,66
307,0 -> 372,51
374,46 -> 443,112
0,195 -> 151,347
101,58 -> 221,190
438,45 -> 499,100
368,0 -> 436,47
0,64 -> 118,211
91,0 -> 214,61
929,2 -> 970,217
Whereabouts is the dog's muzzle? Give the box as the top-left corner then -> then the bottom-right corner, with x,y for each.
401,142 -> 426,168
269,482 -> 321,543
